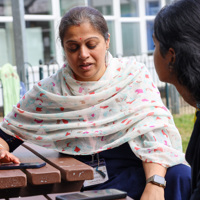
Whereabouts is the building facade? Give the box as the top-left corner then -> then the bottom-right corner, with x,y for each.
0,0 -> 173,67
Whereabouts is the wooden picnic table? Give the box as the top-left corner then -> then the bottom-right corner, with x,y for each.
0,143 -> 134,200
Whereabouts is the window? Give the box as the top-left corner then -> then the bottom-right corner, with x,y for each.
24,0 -> 52,15
145,0 -> 160,16
107,21 -> 116,57
0,23 -> 15,66
122,22 -> 141,56
146,21 -> 154,53
25,21 -> 55,66
120,0 -> 139,17
60,0 -> 85,16
0,0 -> 12,16
88,0 -> 113,15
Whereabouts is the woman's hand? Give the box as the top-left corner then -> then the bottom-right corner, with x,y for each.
140,183 -> 165,200
0,148 -> 20,163
0,138 -> 20,164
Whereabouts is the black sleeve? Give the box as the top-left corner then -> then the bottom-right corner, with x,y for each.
0,129 -> 23,152
190,172 -> 200,200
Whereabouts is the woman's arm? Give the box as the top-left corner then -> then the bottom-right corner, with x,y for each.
140,162 -> 166,200
0,137 -> 20,163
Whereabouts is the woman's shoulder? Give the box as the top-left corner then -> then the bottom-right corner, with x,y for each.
33,68 -> 63,92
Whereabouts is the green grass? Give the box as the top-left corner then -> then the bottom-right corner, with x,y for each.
173,114 -> 194,153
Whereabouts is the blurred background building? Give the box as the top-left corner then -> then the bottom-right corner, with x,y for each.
0,0 -> 174,67
1,0 -> 193,115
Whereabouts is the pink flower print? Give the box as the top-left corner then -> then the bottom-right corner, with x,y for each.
164,140 -> 168,146
100,106 -> 108,109
127,100 -> 136,104
18,109 -> 24,113
52,82 -> 55,86
36,107 -> 42,112
56,120 -> 61,124
83,131 -> 89,134
34,119 -> 43,123
116,87 -> 121,92
15,135 -> 23,141
153,136 -> 157,141
36,136 -> 43,140
14,113 -> 17,118
142,99 -> 148,102
135,147 -> 140,150
66,132 -> 71,136
126,120 -> 132,125
62,119 -> 68,124
154,147 -> 164,152
91,113 -> 95,117
60,107 -> 64,111
101,136 -> 105,141
79,87 -> 84,93
117,67 -> 121,71
135,89 -> 143,94
40,93 -> 45,97
66,142 -> 71,147
121,119 -> 127,123
147,112 -> 154,116
74,146 -> 81,152
162,130 -> 168,138
161,106 -> 168,111
36,98 -> 43,103
152,83 -> 156,88
145,74 -> 149,78
38,82 -> 41,86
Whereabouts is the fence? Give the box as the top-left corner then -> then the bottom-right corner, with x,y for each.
0,55 -> 195,117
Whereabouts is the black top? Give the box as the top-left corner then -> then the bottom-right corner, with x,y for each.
186,111 -> 200,199
0,129 -> 23,152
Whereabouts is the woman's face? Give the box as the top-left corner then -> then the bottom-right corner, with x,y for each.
153,34 -> 175,84
63,22 -> 110,81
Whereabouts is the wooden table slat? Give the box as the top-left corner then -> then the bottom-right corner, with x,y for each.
10,195 -> 48,200
0,169 -> 26,189
12,145 -> 61,185
23,143 -> 94,181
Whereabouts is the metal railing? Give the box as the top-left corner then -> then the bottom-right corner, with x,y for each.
0,56 -> 195,117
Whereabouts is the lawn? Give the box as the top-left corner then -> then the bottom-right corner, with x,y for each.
173,113 -> 194,153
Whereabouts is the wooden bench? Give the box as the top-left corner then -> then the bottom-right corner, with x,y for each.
0,143 -> 133,200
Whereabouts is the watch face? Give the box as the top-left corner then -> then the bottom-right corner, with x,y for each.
154,175 -> 165,184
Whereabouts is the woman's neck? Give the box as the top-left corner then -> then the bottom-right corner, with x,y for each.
173,81 -> 196,108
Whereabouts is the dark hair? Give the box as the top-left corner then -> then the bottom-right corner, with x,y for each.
59,6 -> 109,47
154,0 -> 200,102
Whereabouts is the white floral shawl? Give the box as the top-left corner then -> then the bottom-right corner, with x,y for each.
1,52 -> 186,167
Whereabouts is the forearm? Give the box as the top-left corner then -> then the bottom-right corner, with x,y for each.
140,162 -> 166,200
0,137 -> 9,151
142,162 -> 167,180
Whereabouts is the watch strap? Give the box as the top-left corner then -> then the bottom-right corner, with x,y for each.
146,175 -> 166,188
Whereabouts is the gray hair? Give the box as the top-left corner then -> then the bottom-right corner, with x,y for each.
59,6 -> 109,47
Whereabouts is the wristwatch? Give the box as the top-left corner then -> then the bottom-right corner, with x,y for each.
146,175 -> 166,188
